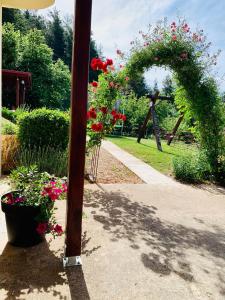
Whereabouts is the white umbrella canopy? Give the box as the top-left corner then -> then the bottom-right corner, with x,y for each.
2,0 -> 55,9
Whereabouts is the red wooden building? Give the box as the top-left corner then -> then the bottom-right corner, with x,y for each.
2,69 -> 32,109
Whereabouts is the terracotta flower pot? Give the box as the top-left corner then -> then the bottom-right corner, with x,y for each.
1,196 -> 45,247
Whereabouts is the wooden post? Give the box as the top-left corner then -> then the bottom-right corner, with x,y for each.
65,0 -> 92,258
16,77 -> 20,108
167,112 -> 185,145
150,100 -> 162,152
137,106 -> 151,143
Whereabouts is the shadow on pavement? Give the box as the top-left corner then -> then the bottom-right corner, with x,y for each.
85,188 -> 225,295
0,240 -> 91,300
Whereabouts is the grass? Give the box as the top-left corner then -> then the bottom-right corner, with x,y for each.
107,136 -> 197,175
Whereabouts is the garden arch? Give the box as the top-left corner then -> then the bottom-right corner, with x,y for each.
126,21 -> 224,178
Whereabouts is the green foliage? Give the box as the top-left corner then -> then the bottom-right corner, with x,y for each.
47,59 -> 71,109
2,23 -> 20,69
172,156 -> 200,183
120,93 -> 151,136
2,122 -> 17,135
15,146 -> 68,178
126,18 -> 225,182
2,107 -> 16,123
46,9 -> 65,62
18,108 -> 69,149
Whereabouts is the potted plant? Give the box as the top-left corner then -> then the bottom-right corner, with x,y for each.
1,166 -> 67,247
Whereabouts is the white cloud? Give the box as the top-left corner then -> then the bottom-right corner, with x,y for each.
41,0 -> 225,90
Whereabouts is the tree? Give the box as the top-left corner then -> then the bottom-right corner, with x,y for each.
19,29 -> 54,107
2,23 -> 20,69
46,9 -> 66,62
128,75 -> 149,97
47,59 -> 71,109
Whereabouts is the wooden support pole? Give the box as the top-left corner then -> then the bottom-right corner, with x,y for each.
150,100 -> 162,152
16,77 -> 20,108
137,106 -> 151,143
167,112 -> 185,146
65,0 -> 92,258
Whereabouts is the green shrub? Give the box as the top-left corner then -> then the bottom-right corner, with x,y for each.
2,122 -> 17,135
172,156 -> 201,183
15,146 -> 68,178
2,107 -> 16,123
18,108 -> 70,149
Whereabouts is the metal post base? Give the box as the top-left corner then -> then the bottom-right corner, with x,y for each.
63,256 -> 82,267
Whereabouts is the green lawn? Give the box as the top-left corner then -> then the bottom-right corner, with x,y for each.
107,136 -> 197,175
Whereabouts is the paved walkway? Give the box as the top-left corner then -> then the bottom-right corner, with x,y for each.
102,140 -> 177,185
1,180 -> 225,299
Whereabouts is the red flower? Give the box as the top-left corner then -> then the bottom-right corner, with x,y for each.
91,123 -> 103,132
91,81 -> 98,87
102,63 -> 108,73
100,107 -> 108,114
36,223 -> 48,235
87,108 -> 97,119
54,224 -> 63,235
121,114 -> 126,121
125,77 -> 129,81
111,110 -> 117,117
106,58 -> 113,66
62,183 -> 67,193
90,58 -> 104,71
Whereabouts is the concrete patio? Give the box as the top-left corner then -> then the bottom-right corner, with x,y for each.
1,181 -> 225,299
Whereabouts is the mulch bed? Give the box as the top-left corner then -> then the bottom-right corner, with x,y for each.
86,148 -> 142,184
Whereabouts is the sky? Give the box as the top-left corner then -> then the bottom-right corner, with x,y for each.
41,0 -> 225,91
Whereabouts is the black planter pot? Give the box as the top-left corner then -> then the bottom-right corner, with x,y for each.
1,200 -> 45,247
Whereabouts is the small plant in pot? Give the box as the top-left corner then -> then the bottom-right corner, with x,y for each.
1,166 -> 67,247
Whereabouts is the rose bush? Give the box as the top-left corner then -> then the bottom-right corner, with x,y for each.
87,57 -> 128,150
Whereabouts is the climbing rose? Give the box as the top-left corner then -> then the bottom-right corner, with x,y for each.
87,108 -> 97,119
109,82 -> 115,88
100,107 -> 108,114
91,81 -> 98,87
172,35 -> 177,41
106,58 -> 113,66
90,58 -> 103,71
36,223 -> 48,235
91,123 -> 103,132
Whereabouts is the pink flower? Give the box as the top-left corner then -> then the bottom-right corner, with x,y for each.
36,223 -> 48,235
15,197 -> 25,203
172,35 -> 177,41
5,193 -> 14,205
62,183 -> 67,193
125,77 -> 129,81
54,224 -> 63,235
109,82 -> 115,88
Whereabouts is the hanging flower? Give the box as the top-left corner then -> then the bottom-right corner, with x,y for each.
53,224 -> 63,235
36,223 -> 48,235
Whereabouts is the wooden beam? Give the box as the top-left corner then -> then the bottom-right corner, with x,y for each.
167,112 -> 185,146
150,100 -> 162,152
65,0 -> 92,258
137,106 -> 151,143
